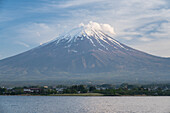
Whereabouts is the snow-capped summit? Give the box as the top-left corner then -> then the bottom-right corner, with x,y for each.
51,21 -> 125,51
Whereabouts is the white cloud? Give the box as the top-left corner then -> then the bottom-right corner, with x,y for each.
38,23 -> 50,29
80,21 -> 115,35
15,41 -> 30,48
139,37 -> 153,42
57,0 -> 104,8
122,37 -> 133,40
131,39 -> 170,57
36,32 -> 41,37
100,23 -> 115,35
16,23 -> 59,45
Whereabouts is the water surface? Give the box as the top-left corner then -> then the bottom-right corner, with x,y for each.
0,96 -> 170,113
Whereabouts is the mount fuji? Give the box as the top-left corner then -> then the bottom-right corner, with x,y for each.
0,22 -> 170,85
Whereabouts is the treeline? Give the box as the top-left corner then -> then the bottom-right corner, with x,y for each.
0,83 -> 170,96
94,87 -> 170,96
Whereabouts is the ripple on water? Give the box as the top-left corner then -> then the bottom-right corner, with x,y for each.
0,96 -> 170,113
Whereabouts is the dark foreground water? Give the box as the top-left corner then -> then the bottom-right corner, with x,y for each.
0,96 -> 170,113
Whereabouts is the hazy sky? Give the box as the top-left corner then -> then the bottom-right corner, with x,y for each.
0,0 -> 170,60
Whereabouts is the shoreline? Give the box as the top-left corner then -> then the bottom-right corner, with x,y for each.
0,93 -> 164,96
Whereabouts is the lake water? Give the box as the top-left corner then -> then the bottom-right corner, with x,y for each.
0,96 -> 170,113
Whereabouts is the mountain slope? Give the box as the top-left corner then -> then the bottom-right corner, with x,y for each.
0,22 -> 170,85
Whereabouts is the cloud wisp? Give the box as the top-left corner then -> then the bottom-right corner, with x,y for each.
15,41 -> 30,48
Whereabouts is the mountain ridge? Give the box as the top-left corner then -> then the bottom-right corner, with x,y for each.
0,22 -> 170,85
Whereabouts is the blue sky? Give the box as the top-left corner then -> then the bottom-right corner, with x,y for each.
0,0 -> 170,59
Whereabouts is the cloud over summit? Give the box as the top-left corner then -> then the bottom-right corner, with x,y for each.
79,21 -> 115,35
